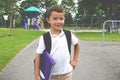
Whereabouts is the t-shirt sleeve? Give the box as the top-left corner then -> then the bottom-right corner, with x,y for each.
71,32 -> 79,45
36,36 -> 45,54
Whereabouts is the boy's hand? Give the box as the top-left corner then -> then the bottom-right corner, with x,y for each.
35,75 -> 41,80
70,60 -> 78,69
71,43 -> 80,69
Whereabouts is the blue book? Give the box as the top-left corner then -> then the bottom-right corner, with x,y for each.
40,50 -> 56,80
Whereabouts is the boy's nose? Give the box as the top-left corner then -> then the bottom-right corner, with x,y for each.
56,19 -> 61,23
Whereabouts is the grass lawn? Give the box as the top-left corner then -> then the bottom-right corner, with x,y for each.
76,32 -> 120,41
0,28 -> 44,71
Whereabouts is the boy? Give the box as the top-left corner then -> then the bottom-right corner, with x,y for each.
35,5 -> 80,80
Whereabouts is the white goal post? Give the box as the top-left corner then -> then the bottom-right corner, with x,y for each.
102,20 -> 120,45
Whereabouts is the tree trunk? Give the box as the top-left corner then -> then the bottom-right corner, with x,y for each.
9,14 -> 12,30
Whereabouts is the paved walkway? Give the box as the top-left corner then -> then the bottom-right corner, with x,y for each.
72,41 -> 120,80
0,38 -> 120,80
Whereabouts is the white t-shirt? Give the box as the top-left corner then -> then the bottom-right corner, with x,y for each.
36,29 -> 78,75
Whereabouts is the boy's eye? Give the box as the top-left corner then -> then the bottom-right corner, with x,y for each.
60,18 -> 64,20
53,18 -> 64,20
53,18 -> 57,20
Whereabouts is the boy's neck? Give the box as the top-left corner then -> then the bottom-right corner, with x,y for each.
50,29 -> 61,35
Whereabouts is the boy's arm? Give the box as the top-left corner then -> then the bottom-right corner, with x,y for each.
35,53 -> 41,80
71,43 -> 80,69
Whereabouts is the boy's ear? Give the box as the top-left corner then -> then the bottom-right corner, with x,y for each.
46,18 -> 50,23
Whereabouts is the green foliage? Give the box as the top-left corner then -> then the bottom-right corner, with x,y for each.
77,0 -> 120,20
65,12 -> 74,24
0,28 -> 44,71
61,0 -> 75,12
0,0 -> 18,15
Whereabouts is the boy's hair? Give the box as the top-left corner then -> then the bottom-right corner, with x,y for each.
46,5 -> 65,18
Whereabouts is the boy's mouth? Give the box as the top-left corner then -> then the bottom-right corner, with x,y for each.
56,25 -> 62,28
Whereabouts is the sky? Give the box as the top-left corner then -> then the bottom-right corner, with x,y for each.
57,0 -> 62,5
57,0 -> 78,4
17,0 -> 63,6
16,0 -> 25,6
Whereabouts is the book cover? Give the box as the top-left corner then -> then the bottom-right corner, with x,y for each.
40,50 -> 56,80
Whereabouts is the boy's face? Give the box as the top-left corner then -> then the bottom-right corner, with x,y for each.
46,11 -> 65,31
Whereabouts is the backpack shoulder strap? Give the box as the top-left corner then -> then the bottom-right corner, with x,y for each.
63,29 -> 71,53
43,32 -> 51,53
43,30 -> 71,54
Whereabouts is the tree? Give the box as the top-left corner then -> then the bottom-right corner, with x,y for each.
5,0 -> 19,29
0,0 -> 19,29
19,0 -> 57,26
0,0 -> 5,16
65,12 -> 74,25
60,0 -> 76,25
98,0 -> 120,20
76,0 -> 120,29
61,0 -> 75,11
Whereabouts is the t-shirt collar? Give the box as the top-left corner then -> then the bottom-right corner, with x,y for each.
49,29 -> 64,37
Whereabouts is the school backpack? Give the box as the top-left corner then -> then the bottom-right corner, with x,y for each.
43,29 -> 71,54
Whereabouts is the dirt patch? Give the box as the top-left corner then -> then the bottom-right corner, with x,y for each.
0,34 -> 15,37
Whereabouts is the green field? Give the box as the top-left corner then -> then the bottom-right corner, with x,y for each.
0,28 -> 44,71
76,32 -> 120,41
